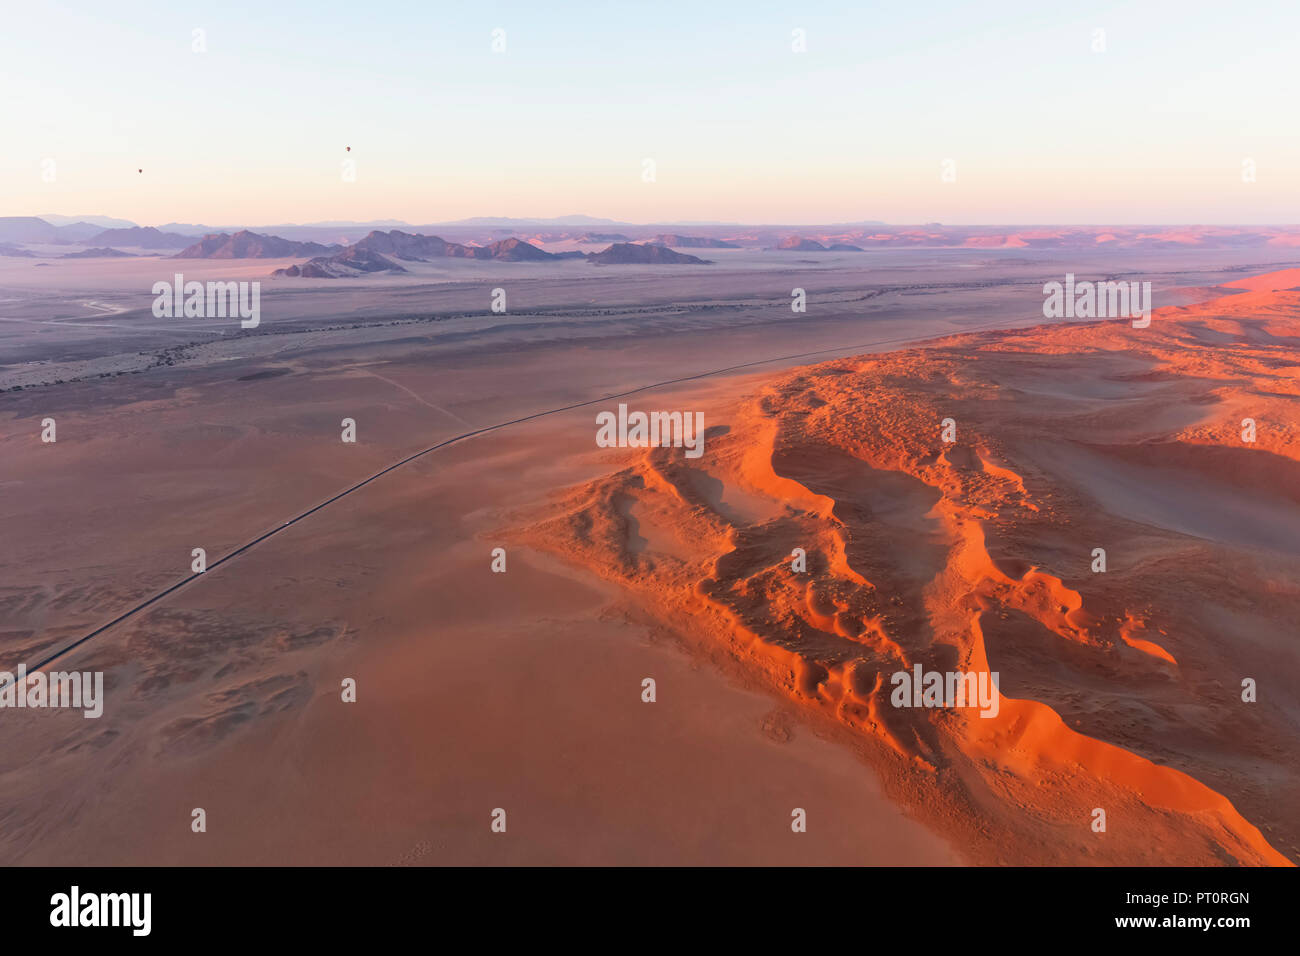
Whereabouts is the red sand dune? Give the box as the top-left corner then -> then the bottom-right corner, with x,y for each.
511,272 -> 1300,865
1223,268 -> 1300,293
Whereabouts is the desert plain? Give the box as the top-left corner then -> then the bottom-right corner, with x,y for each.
2,238 -> 1298,865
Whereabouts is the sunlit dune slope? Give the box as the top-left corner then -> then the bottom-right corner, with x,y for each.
511,271 -> 1300,865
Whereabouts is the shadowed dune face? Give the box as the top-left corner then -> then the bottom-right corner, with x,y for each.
515,275 -> 1300,865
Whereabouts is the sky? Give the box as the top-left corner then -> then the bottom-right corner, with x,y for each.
3,0 -> 1299,226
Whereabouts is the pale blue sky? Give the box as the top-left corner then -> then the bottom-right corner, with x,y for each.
4,0 -> 1298,224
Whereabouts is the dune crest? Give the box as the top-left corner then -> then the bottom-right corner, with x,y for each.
512,278 -> 1300,865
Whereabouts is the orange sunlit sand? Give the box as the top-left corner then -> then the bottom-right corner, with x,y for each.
511,273 -> 1300,865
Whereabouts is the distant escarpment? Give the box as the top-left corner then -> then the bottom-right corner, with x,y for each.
176,230 -> 339,259
90,226 -> 194,249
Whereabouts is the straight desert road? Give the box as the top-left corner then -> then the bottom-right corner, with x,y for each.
0,364 -> 964,865
25,307 -> 1096,675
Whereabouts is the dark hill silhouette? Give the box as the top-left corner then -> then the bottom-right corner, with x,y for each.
775,236 -> 827,251
588,243 -> 711,265
176,230 -> 338,258
272,247 -> 407,278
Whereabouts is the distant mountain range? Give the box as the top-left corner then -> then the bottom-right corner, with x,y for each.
91,226 -> 195,249
0,217 -> 193,245
38,214 -> 138,229
3,214 -> 889,248
270,231 -> 579,277
7,217 -> 1300,268
175,231 -> 340,259
264,232 -> 713,277
0,217 -> 76,243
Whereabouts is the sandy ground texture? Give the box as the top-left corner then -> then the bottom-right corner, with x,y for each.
1,253 -> 1296,864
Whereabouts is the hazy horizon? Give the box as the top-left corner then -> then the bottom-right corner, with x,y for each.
17,213 -> 1300,231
